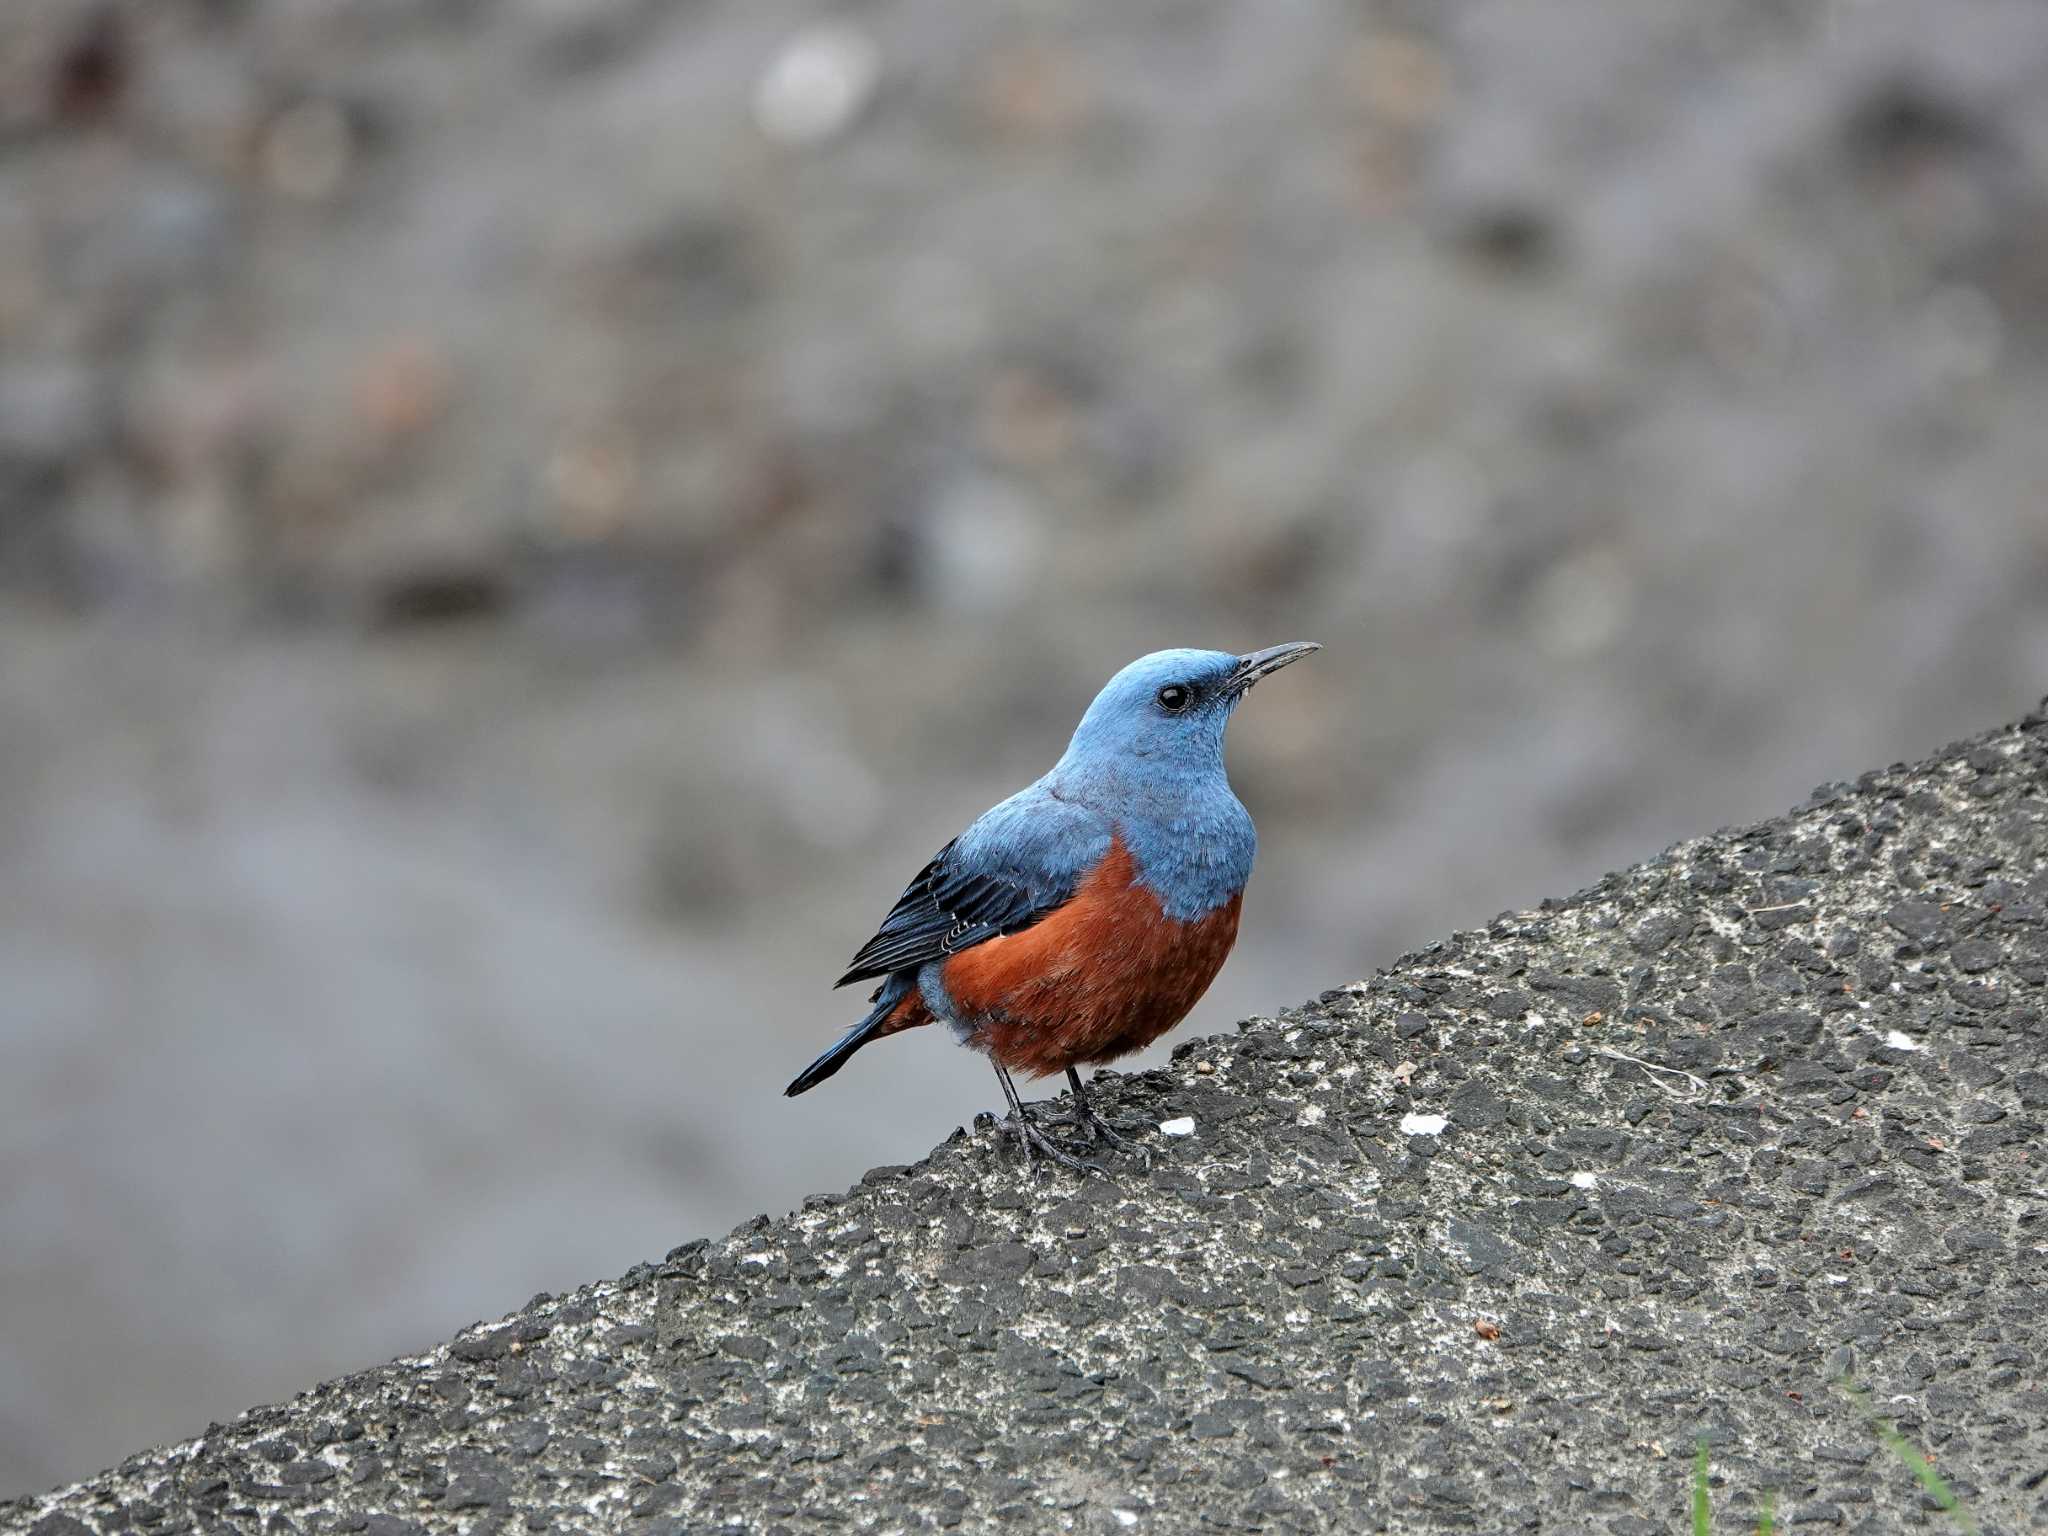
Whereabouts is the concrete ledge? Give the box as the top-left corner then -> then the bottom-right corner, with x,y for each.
11,707 -> 2048,1535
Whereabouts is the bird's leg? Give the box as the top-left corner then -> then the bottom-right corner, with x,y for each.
1062,1067 -> 1139,1152
989,1061 -> 1100,1175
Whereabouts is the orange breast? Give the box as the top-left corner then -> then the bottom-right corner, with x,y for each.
938,836 -> 1242,1078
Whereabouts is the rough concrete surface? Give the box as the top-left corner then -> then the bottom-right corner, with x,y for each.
11,710 -> 2048,1534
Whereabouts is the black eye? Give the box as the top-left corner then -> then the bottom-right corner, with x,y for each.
1156,684 -> 1192,712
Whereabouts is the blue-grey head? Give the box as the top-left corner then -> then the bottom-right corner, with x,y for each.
1054,644 -> 1319,784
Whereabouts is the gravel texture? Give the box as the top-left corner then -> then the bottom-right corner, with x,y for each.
10,707 -> 2046,1534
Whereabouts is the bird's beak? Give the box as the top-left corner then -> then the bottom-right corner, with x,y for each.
1227,641 -> 1320,695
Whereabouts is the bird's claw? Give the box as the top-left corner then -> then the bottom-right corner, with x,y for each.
1064,1098 -> 1141,1153
992,1109 -> 1103,1175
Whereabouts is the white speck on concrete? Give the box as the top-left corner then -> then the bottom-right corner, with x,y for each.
1399,1111 -> 1449,1137
1569,1171 -> 1599,1189
1298,1104 -> 1326,1126
1112,1512 -> 1138,1528
754,24 -> 881,145
1159,1117 -> 1195,1137
1884,1029 -> 1926,1051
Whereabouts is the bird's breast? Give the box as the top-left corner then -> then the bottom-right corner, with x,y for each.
1043,764 -> 1254,921
1117,796 -> 1255,921
930,835 -> 1244,1077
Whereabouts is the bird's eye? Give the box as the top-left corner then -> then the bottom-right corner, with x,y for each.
1156,684 -> 1192,712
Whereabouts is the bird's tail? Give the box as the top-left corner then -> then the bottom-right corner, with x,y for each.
784,974 -> 919,1097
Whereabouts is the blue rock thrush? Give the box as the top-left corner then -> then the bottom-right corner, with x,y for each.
785,644 -> 1319,1169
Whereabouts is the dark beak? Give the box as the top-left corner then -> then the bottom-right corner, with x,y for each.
1227,641 -> 1320,695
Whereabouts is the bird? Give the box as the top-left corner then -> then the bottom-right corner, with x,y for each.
784,643 -> 1319,1169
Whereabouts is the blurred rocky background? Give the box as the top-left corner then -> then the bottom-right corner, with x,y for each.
4,0 -> 2048,1499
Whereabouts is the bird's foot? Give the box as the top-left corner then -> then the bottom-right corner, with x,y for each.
1063,1095 -> 1141,1154
989,1107 -> 1103,1175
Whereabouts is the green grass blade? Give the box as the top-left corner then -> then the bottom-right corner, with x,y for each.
1693,1437 -> 1711,1536
1755,1487 -> 1775,1536
1837,1379 -> 1980,1535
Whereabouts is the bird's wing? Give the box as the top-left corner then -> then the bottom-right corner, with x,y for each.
836,786 -> 1112,987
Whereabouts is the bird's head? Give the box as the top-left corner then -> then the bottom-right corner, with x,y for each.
1055,644 -> 1319,780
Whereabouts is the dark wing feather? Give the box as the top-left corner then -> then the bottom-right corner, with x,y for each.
836,840 -> 1067,987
